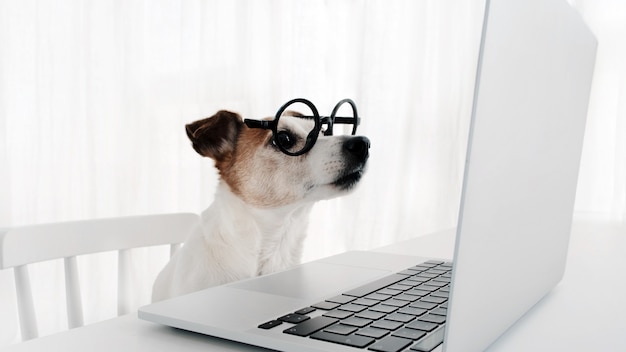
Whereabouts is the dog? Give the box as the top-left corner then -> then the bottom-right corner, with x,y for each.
152,109 -> 370,302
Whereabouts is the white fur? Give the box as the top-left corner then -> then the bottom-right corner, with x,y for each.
152,183 -> 313,301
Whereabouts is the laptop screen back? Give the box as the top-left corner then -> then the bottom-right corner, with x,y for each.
444,0 -> 597,351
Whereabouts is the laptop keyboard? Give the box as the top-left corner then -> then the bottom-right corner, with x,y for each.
258,260 -> 452,352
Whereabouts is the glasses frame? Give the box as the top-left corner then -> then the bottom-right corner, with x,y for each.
244,98 -> 361,156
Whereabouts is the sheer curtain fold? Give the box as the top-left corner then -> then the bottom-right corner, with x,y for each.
0,0 -> 623,346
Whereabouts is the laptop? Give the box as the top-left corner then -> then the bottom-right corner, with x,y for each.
139,0 -> 597,351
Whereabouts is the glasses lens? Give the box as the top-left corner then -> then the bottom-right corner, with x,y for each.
275,100 -> 318,155
329,99 -> 358,136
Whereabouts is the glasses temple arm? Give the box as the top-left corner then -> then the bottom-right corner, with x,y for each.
244,119 -> 273,129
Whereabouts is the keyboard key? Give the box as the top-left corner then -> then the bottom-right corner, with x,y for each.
419,286 -> 444,294
387,284 -> 413,291
339,303 -> 368,313
258,320 -> 282,329
405,276 -> 430,283
368,336 -> 413,352
344,274 -> 408,298
394,294 -> 420,302
327,295 -> 357,304
420,296 -> 447,304
370,319 -> 403,331
294,307 -> 316,315
430,308 -> 447,316
377,288 -> 402,296
392,327 -> 427,340
365,293 -> 392,301
353,298 -> 380,307
430,291 -> 449,298
414,284 -> 438,292
325,324 -> 357,335
310,331 -> 374,348
405,320 -> 438,332
405,289 -> 430,297
425,269 -> 448,275
424,260 -> 445,265
423,281 -> 447,288
370,304 -> 398,314
415,272 -> 439,278
410,326 -> 445,351
409,301 -> 437,310
381,299 -> 410,308
386,312 -> 416,323
416,264 -> 436,269
283,316 -> 337,336
356,327 -> 390,339
278,313 -> 310,324
431,277 -> 450,284
398,307 -> 427,316
323,309 -> 353,319
356,310 -> 387,320
312,301 -> 340,310
418,314 -> 446,324
342,317 -> 373,328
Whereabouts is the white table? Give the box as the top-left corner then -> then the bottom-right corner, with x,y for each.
3,216 -> 625,351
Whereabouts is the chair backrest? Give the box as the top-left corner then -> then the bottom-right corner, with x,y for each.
0,213 -> 200,341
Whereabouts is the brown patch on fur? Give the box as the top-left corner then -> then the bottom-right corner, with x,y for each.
221,128 -> 271,197
185,110 -> 243,162
222,124 -> 311,208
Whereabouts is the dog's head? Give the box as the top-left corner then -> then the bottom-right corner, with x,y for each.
185,110 -> 370,208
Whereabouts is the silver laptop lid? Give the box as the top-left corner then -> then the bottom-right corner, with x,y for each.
445,0 -> 596,351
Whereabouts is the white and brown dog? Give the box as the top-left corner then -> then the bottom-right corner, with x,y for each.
152,108 -> 369,302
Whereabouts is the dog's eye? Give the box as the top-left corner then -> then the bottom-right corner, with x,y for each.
273,131 -> 296,150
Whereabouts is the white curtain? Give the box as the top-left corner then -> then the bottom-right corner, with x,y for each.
572,0 -> 626,220
0,0 -> 623,346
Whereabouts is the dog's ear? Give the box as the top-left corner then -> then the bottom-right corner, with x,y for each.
185,110 -> 244,160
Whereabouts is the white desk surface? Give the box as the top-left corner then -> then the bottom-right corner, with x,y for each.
2,216 -> 625,352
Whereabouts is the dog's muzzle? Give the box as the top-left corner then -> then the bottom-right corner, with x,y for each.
344,136 -> 370,163
332,136 -> 370,190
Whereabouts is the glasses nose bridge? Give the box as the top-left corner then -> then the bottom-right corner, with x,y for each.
320,116 -> 335,136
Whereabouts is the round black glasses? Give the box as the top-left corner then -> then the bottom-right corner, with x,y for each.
243,98 -> 361,156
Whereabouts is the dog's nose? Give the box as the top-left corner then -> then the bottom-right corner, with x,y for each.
344,136 -> 370,161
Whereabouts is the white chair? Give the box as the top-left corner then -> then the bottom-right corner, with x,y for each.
0,213 -> 200,341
